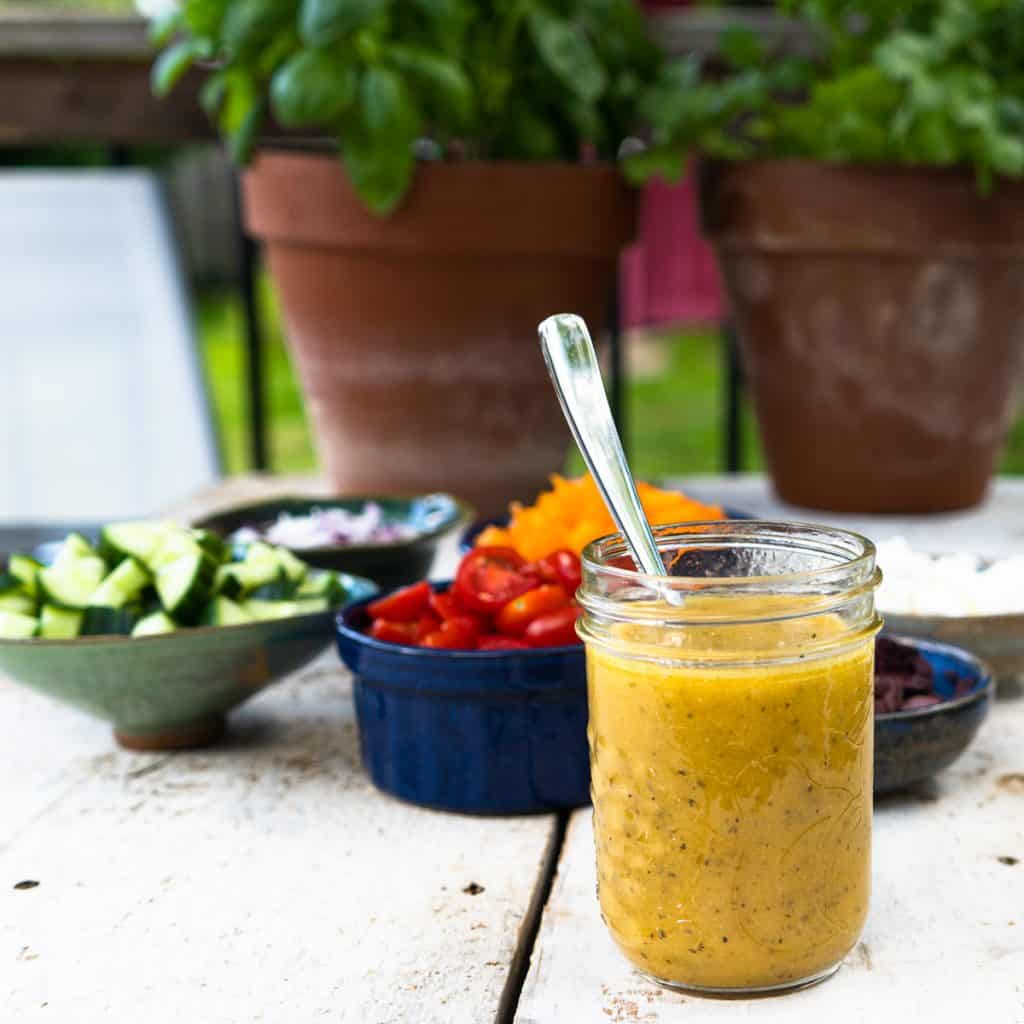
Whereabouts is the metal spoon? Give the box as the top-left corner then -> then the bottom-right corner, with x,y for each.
538,313 -> 668,580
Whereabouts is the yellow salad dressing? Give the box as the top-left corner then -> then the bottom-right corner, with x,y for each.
586,599 -> 875,992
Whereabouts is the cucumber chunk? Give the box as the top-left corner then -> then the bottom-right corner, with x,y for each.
148,530 -> 204,572
274,547 -> 308,585
0,590 -> 36,616
0,612 -> 38,639
202,596 -> 253,627
155,552 -> 215,623
132,611 -> 178,637
99,521 -> 174,567
54,533 -> 97,568
81,606 -> 140,636
248,570 -> 294,601
39,556 -> 107,609
40,605 -> 83,639
295,596 -> 329,613
191,529 -> 229,563
0,572 -> 22,596
297,571 -> 346,605
8,555 -> 42,596
244,599 -> 302,622
90,557 -> 150,609
214,564 -> 244,600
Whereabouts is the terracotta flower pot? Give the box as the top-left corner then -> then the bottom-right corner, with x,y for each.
700,159 -> 1024,514
243,153 -> 636,518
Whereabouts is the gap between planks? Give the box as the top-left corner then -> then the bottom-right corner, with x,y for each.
495,810 -> 571,1024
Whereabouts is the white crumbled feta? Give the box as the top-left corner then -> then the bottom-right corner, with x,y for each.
876,537 -> 1024,616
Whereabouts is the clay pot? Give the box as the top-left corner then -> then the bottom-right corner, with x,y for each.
700,159 -> 1024,513
243,153 -> 635,518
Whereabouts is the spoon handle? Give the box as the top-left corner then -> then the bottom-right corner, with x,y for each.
539,314 -> 665,577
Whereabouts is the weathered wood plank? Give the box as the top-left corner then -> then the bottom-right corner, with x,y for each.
0,14 -> 151,59
0,654 -> 559,1023
517,698 -> 1024,1022
0,58 -> 213,144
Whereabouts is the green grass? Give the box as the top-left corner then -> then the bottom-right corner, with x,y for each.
198,280 -> 1024,483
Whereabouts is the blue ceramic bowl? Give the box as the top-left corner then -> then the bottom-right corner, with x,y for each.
874,634 -> 994,795
336,591 -> 588,815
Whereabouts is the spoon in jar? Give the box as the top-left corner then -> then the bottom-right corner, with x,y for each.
538,313 -> 675,589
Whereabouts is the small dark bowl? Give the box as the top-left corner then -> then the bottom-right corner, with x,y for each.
336,589 -> 588,815
874,634 -> 994,795
194,493 -> 471,592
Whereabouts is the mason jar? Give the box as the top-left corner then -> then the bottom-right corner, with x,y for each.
577,521 -> 882,995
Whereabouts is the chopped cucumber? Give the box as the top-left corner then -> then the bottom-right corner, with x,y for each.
0,590 -> 35,616
132,611 -> 178,637
38,556 -> 107,609
90,557 -> 150,609
295,596 -> 329,613
191,529 -> 228,563
81,606 -> 140,636
99,520 -> 175,568
53,534 -> 99,572
218,560 -> 279,595
40,605 -> 83,639
149,530 -> 204,572
297,571 -> 346,605
202,596 -> 253,627
274,547 -> 308,584
0,572 -> 21,596
155,552 -> 215,623
248,570 -> 294,601
214,564 -> 244,600
8,555 -> 42,596
0,611 -> 38,639
244,599 -> 302,622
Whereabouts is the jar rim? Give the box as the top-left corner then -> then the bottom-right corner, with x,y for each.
581,519 -> 878,590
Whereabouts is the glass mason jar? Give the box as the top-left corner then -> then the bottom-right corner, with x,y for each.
577,521 -> 882,996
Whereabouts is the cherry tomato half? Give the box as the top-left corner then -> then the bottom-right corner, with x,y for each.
542,549 -> 583,595
414,612 -> 442,641
429,591 -> 487,630
368,618 -> 419,645
421,617 -> 479,649
524,604 -> 582,648
367,580 -> 432,623
477,635 -> 531,651
495,584 -> 569,636
453,547 -> 536,616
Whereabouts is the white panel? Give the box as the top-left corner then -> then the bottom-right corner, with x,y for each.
0,171 -> 219,522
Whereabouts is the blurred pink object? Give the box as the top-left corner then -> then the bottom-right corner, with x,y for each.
620,171 -> 724,329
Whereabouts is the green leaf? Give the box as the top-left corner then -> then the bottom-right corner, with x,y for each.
527,9 -> 607,104
300,0 -> 389,46
390,46 -> 473,126
339,108 -> 414,215
719,26 -> 763,69
182,0 -> 229,37
362,66 -> 419,141
622,144 -> 685,185
271,50 -> 357,126
222,0 -> 296,59
228,97 -> 267,164
151,39 -> 210,98
200,69 -> 229,118
149,10 -> 185,47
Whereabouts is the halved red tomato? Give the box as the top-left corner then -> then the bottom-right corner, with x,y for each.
524,604 -> 582,648
453,547 -> 536,616
368,619 -> 419,645
495,584 -> 569,636
421,617 -> 479,649
367,581 -> 432,622
414,612 -> 442,641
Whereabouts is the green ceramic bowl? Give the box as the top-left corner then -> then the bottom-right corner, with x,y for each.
193,494 -> 472,592
0,573 -> 377,751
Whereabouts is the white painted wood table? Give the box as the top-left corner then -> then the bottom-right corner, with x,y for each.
2,475 -> 1023,1023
